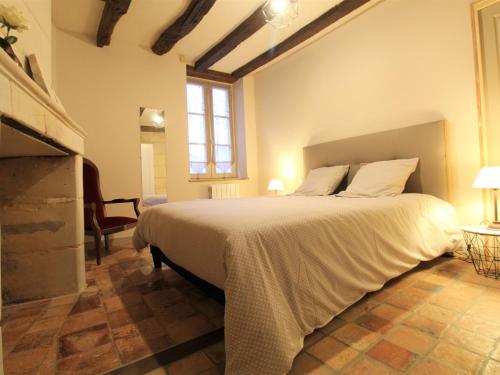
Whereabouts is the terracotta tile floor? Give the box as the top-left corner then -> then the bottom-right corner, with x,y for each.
3,245 -> 500,375
2,245 -> 223,375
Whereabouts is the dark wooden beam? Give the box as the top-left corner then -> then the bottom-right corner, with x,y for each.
194,3 -> 267,72
186,65 -> 237,84
96,0 -> 132,47
232,0 -> 370,78
152,0 -> 216,56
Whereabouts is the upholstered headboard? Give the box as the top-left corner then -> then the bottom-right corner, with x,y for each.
303,121 -> 449,201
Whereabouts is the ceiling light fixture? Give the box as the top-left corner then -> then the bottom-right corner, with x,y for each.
152,113 -> 165,128
263,0 -> 299,29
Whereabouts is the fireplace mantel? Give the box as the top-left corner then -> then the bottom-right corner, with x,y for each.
0,51 -> 88,303
0,51 -> 86,154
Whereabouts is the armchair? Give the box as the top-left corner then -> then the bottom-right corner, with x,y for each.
83,158 -> 140,265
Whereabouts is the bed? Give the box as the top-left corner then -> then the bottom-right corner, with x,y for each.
132,121 -> 463,375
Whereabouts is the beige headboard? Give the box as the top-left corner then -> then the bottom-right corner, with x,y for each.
303,121 -> 449,201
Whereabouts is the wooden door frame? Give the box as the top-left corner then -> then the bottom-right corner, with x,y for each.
472,0 -> 500,166
471,0 -> 500,218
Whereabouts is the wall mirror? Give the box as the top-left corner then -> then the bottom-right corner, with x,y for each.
139,107 -> 168,207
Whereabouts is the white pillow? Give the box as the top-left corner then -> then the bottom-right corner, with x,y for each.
336,158 -> 419,198
293,165 -> 349,196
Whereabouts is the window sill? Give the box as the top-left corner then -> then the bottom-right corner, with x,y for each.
188,177 -> 249,183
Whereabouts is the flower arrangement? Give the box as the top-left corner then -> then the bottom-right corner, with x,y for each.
0,4 -> 28,44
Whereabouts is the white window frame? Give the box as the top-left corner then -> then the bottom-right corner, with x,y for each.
187,78 -> 237,180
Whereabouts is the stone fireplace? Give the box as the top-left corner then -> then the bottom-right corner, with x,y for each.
0,51 -> 86,303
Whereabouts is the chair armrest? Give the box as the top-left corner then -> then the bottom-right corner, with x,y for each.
84,202 -> 102,232
102,198 -> 140,218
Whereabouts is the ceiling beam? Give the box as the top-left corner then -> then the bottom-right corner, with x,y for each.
194,3 -> 267,72
186,65 -> 237,84
232,0 -> 370,79
96,0 -> 132,47
152,0 -> 216,56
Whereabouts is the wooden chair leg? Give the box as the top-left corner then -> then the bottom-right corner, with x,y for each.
94,232 -> 102,265
104,234 -> 110,253
151,246 -> 163,269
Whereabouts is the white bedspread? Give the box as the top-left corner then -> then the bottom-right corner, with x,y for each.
133,194 -> 462,375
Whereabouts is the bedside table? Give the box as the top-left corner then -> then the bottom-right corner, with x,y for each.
462,226 -> 500,279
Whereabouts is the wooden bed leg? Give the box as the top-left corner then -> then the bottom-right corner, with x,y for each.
151,246 -> 163,269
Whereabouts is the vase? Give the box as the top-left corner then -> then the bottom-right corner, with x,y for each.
0,37 -> 23,68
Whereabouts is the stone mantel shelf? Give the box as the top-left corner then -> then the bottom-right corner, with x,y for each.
0,50 -> 86,155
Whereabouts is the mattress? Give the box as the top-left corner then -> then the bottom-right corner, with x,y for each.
133,194 -> 462,374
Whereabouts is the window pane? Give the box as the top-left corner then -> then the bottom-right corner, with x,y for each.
190,162 -> 208,174
213,116 -> 231,145
187,84 -> 204,114
212,87 -> 229,117
214,145 -> 232,163
188,114 -> 206,144
216,162 -> 232,174
189,144 -> 207,163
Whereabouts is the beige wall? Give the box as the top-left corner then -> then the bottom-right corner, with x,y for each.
253,0 -> 482,224
54,30 -> 259,223
3,0 -> 52,83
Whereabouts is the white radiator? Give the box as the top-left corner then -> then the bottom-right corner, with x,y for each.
209,183 -> 240,199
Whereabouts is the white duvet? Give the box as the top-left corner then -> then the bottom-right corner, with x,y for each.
133,194 -> 462,375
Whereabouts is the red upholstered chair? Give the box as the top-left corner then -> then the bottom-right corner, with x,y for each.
83,158 -> 140,265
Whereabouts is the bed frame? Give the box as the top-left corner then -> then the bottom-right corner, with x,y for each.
150,120 -> 449,301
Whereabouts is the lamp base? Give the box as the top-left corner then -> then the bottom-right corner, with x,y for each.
488,221 -> 500,230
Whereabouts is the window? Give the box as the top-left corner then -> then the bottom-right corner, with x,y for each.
186,80 -> 236,179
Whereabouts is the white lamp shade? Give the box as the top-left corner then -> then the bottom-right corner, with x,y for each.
267,179 -> 285,191
473,167 -> 500,189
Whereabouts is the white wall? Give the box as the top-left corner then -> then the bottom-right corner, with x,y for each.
54,30 -> 259,222
254,0 -> 482,223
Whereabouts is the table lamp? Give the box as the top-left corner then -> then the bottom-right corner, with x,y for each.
473,167 -> 500,229
267,179 -> 284,195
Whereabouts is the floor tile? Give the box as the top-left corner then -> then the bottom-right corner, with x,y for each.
483,359 -> 500,375
415,303 -> 459,324
307,336 -> 359,370
203,341 -> 225,364
56,343 -> 121,375
385,325 -> 435,354
320,318 -> 347,335
12,328 -> 58,352
168,352 -> 214,375
370,304 -> 409,323
107,304 -> 154,329
443,326 -> 496,356
356,313 -> 394,334
70,293 -> 102,315
59,323 -> 111,358
403,314 -> 448,338
367,340 -> 416,371
289,352 -> 336,375
458,314 -> 500,340
59,308 -> 107,336
304,330 -> 326,350
410,358 -> 457,375
165,314 -> 215,344
331,323 -> 380,351
428,342 -> 484,374
341,357 -> 394,375
3,347 -> 50,374
103,291 -> 144,313
385,287 -> 431,310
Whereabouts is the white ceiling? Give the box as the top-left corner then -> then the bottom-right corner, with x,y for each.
52,0 -> 343,73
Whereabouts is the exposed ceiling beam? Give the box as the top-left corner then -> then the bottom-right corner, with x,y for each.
186,65 -> 237,84
96,0 -> 132,47
152,0 -> 216,56
194,3 -> 267,72
232,0 -> 370,79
